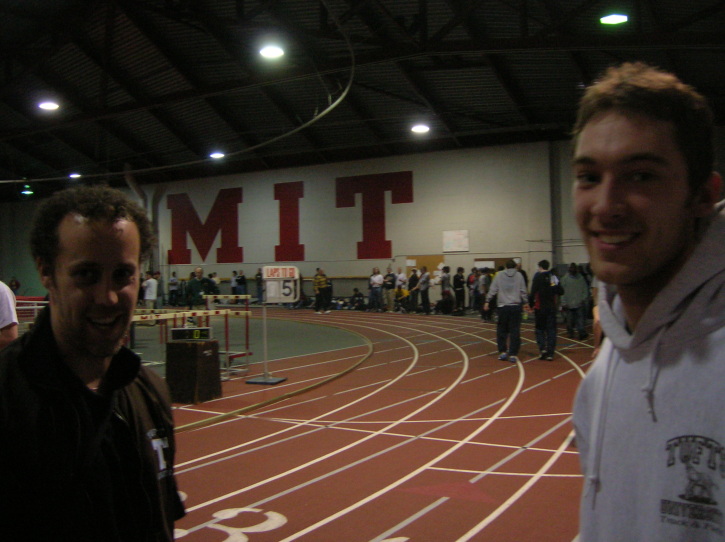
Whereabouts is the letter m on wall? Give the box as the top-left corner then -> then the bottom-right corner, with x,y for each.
167,188 -> 244,264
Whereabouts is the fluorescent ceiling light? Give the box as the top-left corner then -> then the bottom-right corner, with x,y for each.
411,124 -> 430,134
260,45 -> 284,59
600,14 -> 628,24
209,152 -> 225,159
38,101 -> 60,110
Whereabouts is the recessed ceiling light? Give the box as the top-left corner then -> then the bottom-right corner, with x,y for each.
411,124 -> 430,134
38,101 -> 60,110
600,14 -> 628,24
69,173 -> 81,179
260,45 -> 284,59
209,152 -> 225,159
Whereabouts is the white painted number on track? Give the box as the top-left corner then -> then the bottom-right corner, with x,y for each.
174,507 -> 287,540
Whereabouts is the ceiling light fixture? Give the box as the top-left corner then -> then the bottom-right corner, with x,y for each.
69,172 -> 81,179
209,152 -> 225,159
38,101 -> 60,110
600,13 -> 628,24
411,124 -> 430,134
21,184 -> 33,195
260,45 -> 284,59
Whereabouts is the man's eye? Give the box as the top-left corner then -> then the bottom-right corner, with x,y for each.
113,269 -> 135,284
630,171 -> 655,182
575,172 -> 599,185
74,269 -> 99,284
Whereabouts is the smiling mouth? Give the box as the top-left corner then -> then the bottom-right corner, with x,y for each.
593,232 -> 638,245
88,315 -> 124,328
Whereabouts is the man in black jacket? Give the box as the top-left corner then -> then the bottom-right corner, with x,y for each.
529,259 -> 563,360
0,185 -> 185,541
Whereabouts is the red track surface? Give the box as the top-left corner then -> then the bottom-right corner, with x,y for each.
172,310 -> 592,541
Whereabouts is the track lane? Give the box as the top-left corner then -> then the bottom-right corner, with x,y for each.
172,310 -> 589,541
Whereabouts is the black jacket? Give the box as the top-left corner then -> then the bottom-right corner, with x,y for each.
529,271 -> 563,310
0,308 -> 185,541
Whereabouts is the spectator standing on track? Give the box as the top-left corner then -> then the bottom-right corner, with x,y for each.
479,267 -> 493,322
453,266 -> 466,313
411,266 -> 431,315
368,267 -> 384,312
236,269 -> 247,296
231,270 -> 238,296
141,271 -> 158,326
571,62 -> 725,542
168,271 -> 179,306
395,267 -> 407,291
560,262 -> 590,340
467,267 -> 478,311
313,268 -> 332,314
0,279 -> 18,350
529,260 -> 562,360
0,185 -> 184,541
407,268 -> 419,312
484,260 -> 529,363
154,270 -> 164,307
383,266 -> 396,312
187,266 -> 213,325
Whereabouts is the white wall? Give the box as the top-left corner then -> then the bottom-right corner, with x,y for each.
152,142 -> 560,283
4,128 -> 723,297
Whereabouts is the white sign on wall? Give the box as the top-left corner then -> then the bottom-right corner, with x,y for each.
443,230 -> 469,253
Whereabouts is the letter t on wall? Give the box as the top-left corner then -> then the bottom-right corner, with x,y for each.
335,171 -> 413,260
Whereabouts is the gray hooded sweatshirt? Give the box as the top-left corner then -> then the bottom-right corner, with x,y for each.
574,200 -> 725,541
487,268 -> 528,306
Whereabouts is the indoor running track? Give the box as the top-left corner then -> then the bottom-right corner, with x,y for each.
171,308 -> 592,541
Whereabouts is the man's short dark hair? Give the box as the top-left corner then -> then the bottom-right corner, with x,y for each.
538,259 -> 550,270
573,62 -> 714,194
30,184 -> 155,273
505,260 -> 517,269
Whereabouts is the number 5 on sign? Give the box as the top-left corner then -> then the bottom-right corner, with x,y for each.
263,266 -> 300,303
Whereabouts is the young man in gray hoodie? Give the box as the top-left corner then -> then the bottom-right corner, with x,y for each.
484,260 -> 529,363
571,62 -> 724,541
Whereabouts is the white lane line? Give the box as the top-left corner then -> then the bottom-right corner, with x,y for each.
176,324 -> 421,468
183,325 -> 469,511
457,430 -> 577,541
277,356 -> 523,542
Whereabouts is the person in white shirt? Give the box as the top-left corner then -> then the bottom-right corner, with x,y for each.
368,267 -> 384,312
0,280 -> 18,350
142,272 -> 158,310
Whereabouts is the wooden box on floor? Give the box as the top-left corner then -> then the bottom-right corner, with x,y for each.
165,340 -> 221,404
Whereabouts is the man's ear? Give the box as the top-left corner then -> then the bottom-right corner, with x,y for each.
36,258 -> 54,291
693,172 -> 723,217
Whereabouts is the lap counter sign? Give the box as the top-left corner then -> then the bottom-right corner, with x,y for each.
246,266 -> 299,385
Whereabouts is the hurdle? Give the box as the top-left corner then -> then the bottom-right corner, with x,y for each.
15,298 -> 48,333
132,302 -> 252,379
204,294 -> 253,377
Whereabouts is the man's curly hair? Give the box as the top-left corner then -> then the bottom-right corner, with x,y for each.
573,62 -> 714,194
30,184 -> 155,273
